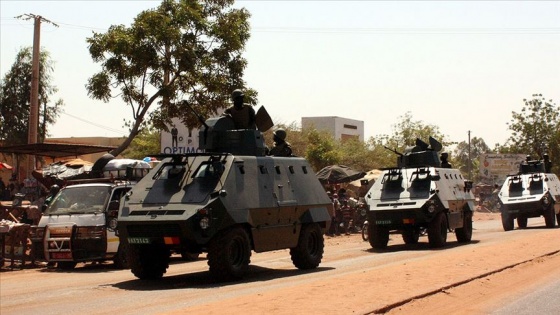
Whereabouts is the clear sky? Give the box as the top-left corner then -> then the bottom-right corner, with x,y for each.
1,1 -> 559,148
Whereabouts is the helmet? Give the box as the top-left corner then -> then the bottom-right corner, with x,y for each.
231,89 -> 244,100
273,129 -> 287,141
50,184 -> 60,195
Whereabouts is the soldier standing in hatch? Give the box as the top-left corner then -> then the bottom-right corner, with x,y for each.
223,89 -> 256,130
269,129 -> 292,157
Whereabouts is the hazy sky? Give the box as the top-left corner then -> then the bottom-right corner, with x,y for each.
1,1 -> 559,148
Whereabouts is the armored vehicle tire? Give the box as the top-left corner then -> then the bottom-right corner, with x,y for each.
180,251 -> 200,261
557,213 -> 560,226
208,227 -> 251,281
455,211 -> 473,243
428,212 -> 448,248
57,262 -> 77,270
516,217 -> 528,229
544,205 -> 556,228
113,243 -> 129,269
501,212 -> 514,231
290,223 -> 324,270
129,244 -> 170,280
402,229 -> 420,244
368,225 -> 389,249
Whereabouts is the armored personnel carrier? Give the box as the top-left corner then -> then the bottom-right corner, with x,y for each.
498,155 -> 560,231
117,112 -> 332,281
364,137 -> 475,249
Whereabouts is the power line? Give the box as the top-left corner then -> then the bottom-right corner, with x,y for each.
59,110 -> 129,136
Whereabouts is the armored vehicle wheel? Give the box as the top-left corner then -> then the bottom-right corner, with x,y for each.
129,244 -> 170,280
57,262 -> 77,270
180,251 -> 200,261
290,223 -> 324,270
501,212 -> 514,231
516,216 -> 528,229
455,211 -> 473,243
428,212 -> 448,248
208,227 -> 251,281
113,243 -> 129,269
543,205 -> 556,228
402,229 -> 420,244
557,213 -> 560,226
368,225 -> 389,249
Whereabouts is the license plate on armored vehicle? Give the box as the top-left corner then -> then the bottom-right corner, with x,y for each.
128,237 -> 152,244
376,220 -> 392,225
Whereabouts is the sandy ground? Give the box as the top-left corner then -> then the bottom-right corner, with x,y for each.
2,209 -> 559,315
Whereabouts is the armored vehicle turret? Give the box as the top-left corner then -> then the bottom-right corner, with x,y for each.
117,113 -> 332,281
364,137 -> 475,249
498,155 -> 560,231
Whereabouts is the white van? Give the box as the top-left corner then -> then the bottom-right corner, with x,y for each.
31,181 -> 133,269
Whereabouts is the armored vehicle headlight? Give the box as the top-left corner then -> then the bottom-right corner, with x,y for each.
108,218 -> 118,231
199,217 -> 210,229
428,204 -> 436,213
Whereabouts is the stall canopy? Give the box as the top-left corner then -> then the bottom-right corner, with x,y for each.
316,165 -> 366,184
0,143 -> 116,159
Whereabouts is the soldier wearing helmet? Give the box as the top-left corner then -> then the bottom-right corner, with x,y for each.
223,89 -> 256,130
269,129 -> 292,157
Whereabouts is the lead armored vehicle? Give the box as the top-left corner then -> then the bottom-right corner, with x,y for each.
364,137 -> 475,249
498,155 -> 560,231
117,112 -> 332,281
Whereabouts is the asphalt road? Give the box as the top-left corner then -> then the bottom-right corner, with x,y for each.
1,216 -> 559,315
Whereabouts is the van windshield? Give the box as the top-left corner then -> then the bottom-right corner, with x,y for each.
47,186 -> 111,215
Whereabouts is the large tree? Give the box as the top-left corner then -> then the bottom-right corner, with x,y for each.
86,0 -> 255,156
507,94 -> 559,159
0,47 -> 63,145
453,137 -> 492,181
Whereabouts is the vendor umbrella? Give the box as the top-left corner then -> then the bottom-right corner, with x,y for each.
316,165 -> 366,184
0,162 -> 13,170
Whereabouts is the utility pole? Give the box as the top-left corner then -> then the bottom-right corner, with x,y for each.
16,14 -> 58,178
468,130 -> 472,181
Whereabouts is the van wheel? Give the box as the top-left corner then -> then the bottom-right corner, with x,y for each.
428,212 -> 448,248
290,223 -> 324,270
455,211 -> 473,243
501,212 -> 514,231
369,225 -> 389,249
516,216 -> 528,229
57,261 -> 77,270
113,244 -> 129,269
129,244 -> 169,280
208,227 -> 251,281
543,205 -> 556,228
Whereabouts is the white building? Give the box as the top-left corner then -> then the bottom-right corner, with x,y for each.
301,116 -> 364,141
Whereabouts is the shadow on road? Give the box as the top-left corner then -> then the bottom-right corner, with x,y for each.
111,265 -> 334,291
366,239 -> 481,253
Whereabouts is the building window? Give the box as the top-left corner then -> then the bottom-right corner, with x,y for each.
343,124 -> 358,130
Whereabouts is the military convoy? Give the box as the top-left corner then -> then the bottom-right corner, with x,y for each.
498,155 -> 560,231
364,137 -> 475,249
117,112 -> 333,281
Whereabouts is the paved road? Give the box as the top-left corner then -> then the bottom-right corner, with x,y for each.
1,216 -> 558,315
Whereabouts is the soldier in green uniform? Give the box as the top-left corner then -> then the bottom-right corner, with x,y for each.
223,89 -> 256,130
269,129 -> 292,157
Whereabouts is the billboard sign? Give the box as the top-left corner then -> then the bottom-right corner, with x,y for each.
160,118 -> 201,154
479,153 -> 526,185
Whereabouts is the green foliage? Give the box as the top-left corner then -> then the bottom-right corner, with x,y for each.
0,47 -> 63,145
452,137 -> 492,182
507,94 -> 559,174
382,112 -> 448,152
304,129 -> 341,172
121,125 -> 161,159
86,0 -> 254,156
